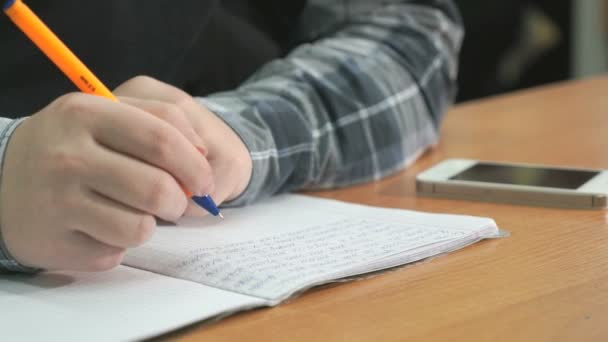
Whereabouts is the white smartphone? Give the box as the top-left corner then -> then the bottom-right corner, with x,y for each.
416,159 -> 608,209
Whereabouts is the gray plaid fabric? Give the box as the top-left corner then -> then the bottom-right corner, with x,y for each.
204,0 -> 463,206
0,0 -> 462,272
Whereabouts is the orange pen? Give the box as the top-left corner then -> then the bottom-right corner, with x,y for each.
3,0 -> 223,217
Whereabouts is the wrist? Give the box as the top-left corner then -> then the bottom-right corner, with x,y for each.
0,118 -> 40,272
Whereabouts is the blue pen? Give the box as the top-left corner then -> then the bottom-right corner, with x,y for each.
193,195 -> 223,219
4,0 -> 224,218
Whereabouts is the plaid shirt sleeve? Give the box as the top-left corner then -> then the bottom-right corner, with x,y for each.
200,0 -> 463,206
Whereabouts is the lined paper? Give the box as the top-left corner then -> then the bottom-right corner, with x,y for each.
125,195 -> 498,300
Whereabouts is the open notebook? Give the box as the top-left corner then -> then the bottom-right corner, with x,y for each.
0,195 -> 500,341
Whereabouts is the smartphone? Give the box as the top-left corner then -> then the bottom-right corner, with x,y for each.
416,159 -> 608,209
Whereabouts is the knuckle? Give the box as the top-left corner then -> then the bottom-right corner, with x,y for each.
53,93 -> 94,118
51,194 -> 82,215
174,94 -> 195,110
145,173 -> 176,213
47,150 -> 88,176
107,215 -> 155,248
130,75 -> 156,87
149,126 -> 175,163
88,249 -> 126,272
130,215 -> 156,246
159,103 -> 186,124
172,196 -> 189,220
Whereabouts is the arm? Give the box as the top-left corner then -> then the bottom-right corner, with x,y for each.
202,0 -> 463,205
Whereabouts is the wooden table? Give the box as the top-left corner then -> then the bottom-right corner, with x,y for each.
166,77 -> 608,341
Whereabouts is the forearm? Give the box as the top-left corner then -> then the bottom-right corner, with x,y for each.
202,1 -> 463,206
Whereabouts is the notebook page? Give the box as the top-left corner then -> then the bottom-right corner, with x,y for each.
124,195 -> 498,302
0,265 -> 265,342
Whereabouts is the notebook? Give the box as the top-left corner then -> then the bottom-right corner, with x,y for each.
0,195 -> 500,341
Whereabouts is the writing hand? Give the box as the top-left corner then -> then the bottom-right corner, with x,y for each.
0,92 -> 214,271
114,76 -> 253,217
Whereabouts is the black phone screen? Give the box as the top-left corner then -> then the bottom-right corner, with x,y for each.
449,163 -> 599,189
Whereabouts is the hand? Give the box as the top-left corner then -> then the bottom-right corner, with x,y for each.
113,76 -> 253,216
0,92 -> 214,271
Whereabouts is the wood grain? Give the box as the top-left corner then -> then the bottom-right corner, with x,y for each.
160,77 -> 608,341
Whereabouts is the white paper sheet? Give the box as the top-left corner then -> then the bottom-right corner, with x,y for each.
0,266 -> 264,342
125,195 -> 498,300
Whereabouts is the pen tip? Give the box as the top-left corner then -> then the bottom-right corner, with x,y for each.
218,213 -> 224,219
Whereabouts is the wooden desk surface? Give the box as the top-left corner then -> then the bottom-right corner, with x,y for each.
169,77 -> 608,341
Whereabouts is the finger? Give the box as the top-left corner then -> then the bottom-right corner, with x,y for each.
114,76 -> 192,106
183,179 -> 232,217
183,199 -> 208,217
118,97 -> 207,151
67,189 -> 157,249
45,231 -> 126,272
86,97 -> 214,196
84,144 -> 189,221
114,78 -> 209,157
114,78 -> 209,158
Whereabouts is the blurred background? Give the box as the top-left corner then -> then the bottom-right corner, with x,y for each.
456,0 -> 608,102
